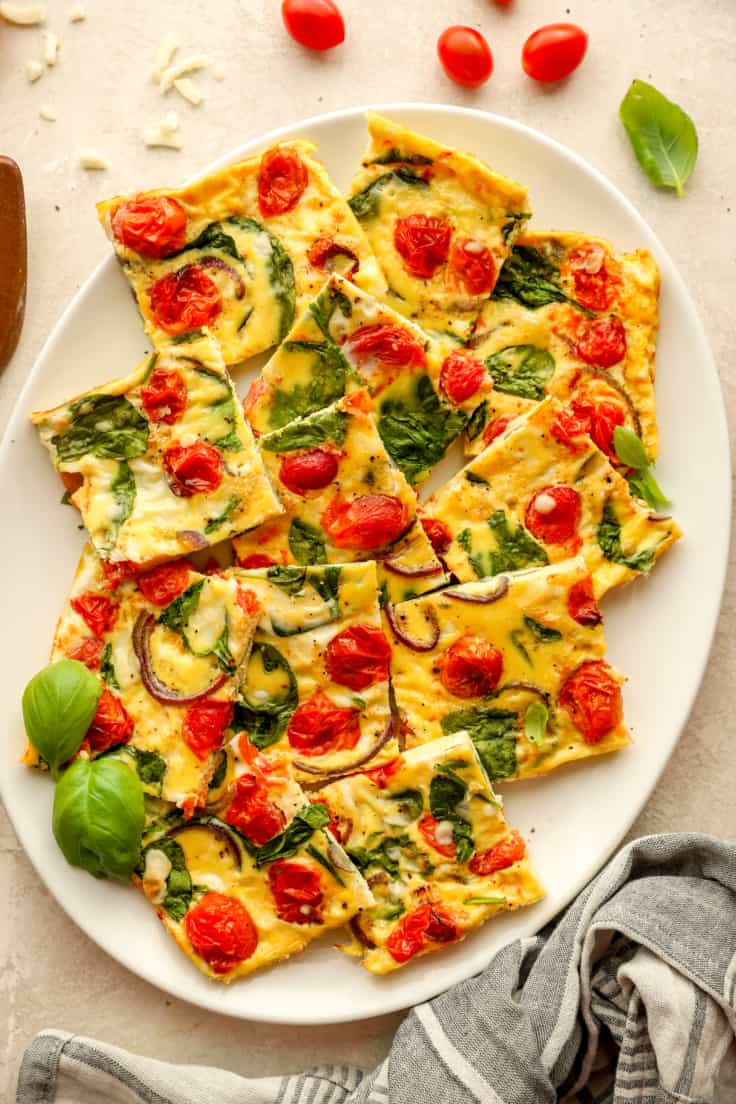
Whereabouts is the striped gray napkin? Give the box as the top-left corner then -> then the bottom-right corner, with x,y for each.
17,833 -> 736,1104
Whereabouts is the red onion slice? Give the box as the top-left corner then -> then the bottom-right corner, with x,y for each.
493,681 -> 551,705
293,716 -> 396,780
385,603 -> 440,653
199,255 -> 245,299
177,529 -> 209,550
350,915 -> 376,949
133,611 -> 227,705
381,558 -> 444,579
167,819 -> 242,869
444,577 -> 509,604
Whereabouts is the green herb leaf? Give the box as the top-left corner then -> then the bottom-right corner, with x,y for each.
388,789 -> 424,821
111,460 -> 136,537
158,580 -> 204,632
307,564 -> 341,616
441,707 -> 519,782
619,79 -> 698,197
464,895 -> 506,906
366,148 -> 433,167
235,642 -> 298,750
465,400 -> 488,441
501,212 -> 531,242
465,471 -> 489,487
485,345 -> 555,401
208,749 -> 228,792
140,837 -> 192,921
262,407 -> 348,453
597,500 -> 656,572
99,644 -> 119,689
348,834 -> 409,878
227,216 -> 296,339
246,803 -> 329,867
204,497 -> 240,535
288,518 -> 327,565
378,374 -> 467,484
524,701 -> 549,746
510,629 -> 531,666
493,246 -> 592,315
348,168 -> 429,220
613,426 -> 671,511
306,843 -> 345,886
523,616 -> 562,643
172,221 -> 240,261
458,510 -> 548,580
53,395 -> 149,463
429,772 -> 474,862
23,659 -> 103,778
170,329 -> 206,345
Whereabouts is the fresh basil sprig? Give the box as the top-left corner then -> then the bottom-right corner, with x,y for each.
22,660 -> 102,778
619,80 -> 698,197
613,426 -> 671,511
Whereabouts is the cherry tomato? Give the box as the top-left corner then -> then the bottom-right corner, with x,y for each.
236,586 -> 261,617
347,322 -> 426,369
111,196 -> 187,259
418,815 -> 456,858
468,829 -> 525,875
450,238 -> 497,296
286,690 -> 360,756
482,413 -> 514,446
149,264 -> 222,335
552,397 -> 625,461
565,242 -> 618,312
100,560 -> 138,591
324,623 -> 391,691
137,561 -> 192,606
183,892 -> 258,974
311,795 -> 352,844
225,772 -> 286,845
182,700 -> 234,761
437,26 -> 493,88
439,350 -> 486,405
559,660 -> 622,744
394,214 -> 452,280
237,552 -> 278,569
281,0 -> 345,51
163,440 -> 224,497
258,146 -> 309,218
521,23 -> 588,83
567,576 -> 602,627
576,316 -> 627,368
362,755 -> 404,788
307,236 -> 359,278
268,859 -> 323,924
243,377 -> 269,418
386,903 -> 459,963
322,494 -> 409,550
140,367 -> 188,425
419,515 -> 452,557
279,447 -> 339,496
60,470 -> 83,499
525,485 -> 581,545
439,635 -> 504,698
71,592 -> 119,637
86,689 -> 134,753
67,637 -> 104,671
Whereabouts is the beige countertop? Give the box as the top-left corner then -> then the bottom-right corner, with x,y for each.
1,0 -> 735,1093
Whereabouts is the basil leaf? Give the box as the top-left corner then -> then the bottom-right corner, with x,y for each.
265,565 -> 308,595
158,580 -> 204,632
23,659 -> 103,778
53,758 -> 144,881
524,701 -> 549,746
347,834 -> 409,877
613,426 -> 671,511
99,644 -> 119,689
246,803 -> 329,867
262,408 -> 348,453
269,346 -> 348,429
235,643 -> 298,750
388,789 -> 424,821
523,616 -> 562,643
619,79 -> 698,197
485,345 -> 555,401
378,374 -> 467,484
309,282 -> 353,337
597,501 -> 656,573
289,518 -> 327,565
140,837 -> 192,921
441,707 -> 519,782
349,168 -> 429,220
458,510 -> 548,579
53,395 -> 149,463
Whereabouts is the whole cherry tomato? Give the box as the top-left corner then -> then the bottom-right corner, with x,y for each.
567,576 -> 602,627
258,146 -> 309,218
67,637 -> 104,671
279,447 -> 339,496
182,700 -> 234,761
347,323 -> 426,369
439,350 -> 486,405
281,0 -> 345,51
438,635 -> 504,698
71,592 -> 119,637
468,829 -> 525,875
137,561 -> 192,606
324,623 -> 391,691
286,690 -> 360,756
321,494 -> 409,550
163,440 -> 224,497
225,772 -> 286,845
522,23 -> 588,83
394,214 -> 452,279
419,515 -> 452,557
149,265 -> 222,335
437,26 -> 493,88
86,689 -> 134,753
386,903 -> 459,963
140,367 -> 188,426
183,892 -> 258,974
525,485 -> 581,545
565,242 -> 618,312
576,317 -> 627,368
111,196 -> 187,258
268,859 -> 324,924
450,238 -> 496,296
559,660 -> 622,744
418,815 -> 457,858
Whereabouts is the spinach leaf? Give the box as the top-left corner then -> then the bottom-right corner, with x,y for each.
524,701 -> 549,746
366,148 -> 433,166
465,401 -> 488,441
100,643 -> 119,689
501,212 -> 531,242
492,246 -> 592,315
485,344 -> 555,401
208,749 -> 228,791
262,408 -> 348,453
245,802 -> 329,866
235,642 -> 298,749
227,216 -> 296,339
289,518 -> 327,565
466,471 -> 489,487
22,659 -> 102,778
377,374 -> 467,484
53,758 -> 144,881
204,497 -> 240,535
347,834 -> 409,878
510,629 -> 531,666
53,395 -> 149,463
619,79 -> 698,197
158,580 -> 204,632
613,426 -> 671,511
441,707 -> 519,781
458,510 -> 548,579
141,837 -> 192,922
172,221 -> 240,261
429,771 -> 474,863
597,501 -> 656,572
308,565 -> 341,616
523,616 -> 562,643
170,328 -> 206,345
120,746 -> 167,792
348,167 -> 429,220
266,566 -> 308,595
309,282 -> 353,337
269,356 -> 347,429
111,460 -> 136,536
388,789 -> 424,821
306,843 -> 345,886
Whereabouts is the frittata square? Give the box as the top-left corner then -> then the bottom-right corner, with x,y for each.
347,112 -> 531,338
420,397 -> 681,598
97,141 -> 386,364
319,732 -> 543,974
387,558 -> 631,781
32,333 -> 282,566
465,230 -> 660,460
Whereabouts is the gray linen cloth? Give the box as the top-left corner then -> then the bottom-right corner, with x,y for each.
17,833 -> 736,1104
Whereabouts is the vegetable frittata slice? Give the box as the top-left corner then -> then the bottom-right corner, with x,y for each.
31,333 -> 282,566
233,388 -> 446,605
97,141 -> 386,364
465,230 -> 660,460
347,112 -> 531,340
319,732 -> 543,974
230,561 -> 398,783
420,397 -> 681,598
24,544 -> 262,811
387,558 -> 631,781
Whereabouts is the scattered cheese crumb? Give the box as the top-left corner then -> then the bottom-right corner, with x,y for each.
160,110 -> 180,134
42,28 -> 59,65
79,150 -> 109,171
25,58 -> 44,81
151,31 -> 181,82
39,103 -> 56,121
173,77 -> 204,106
159,54 -> 209,94
142,112 -> 183,150
212,62 -> 225,81
68,2 -> 84,21
0,2 -> 46,25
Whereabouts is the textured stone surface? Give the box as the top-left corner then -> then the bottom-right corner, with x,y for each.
1,0 -> 735,1095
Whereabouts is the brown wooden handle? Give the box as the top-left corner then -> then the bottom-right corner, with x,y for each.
0,156 -> 27,371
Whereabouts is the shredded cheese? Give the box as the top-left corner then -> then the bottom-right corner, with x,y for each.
159,53 -> 210,94
79,150 -> 109,171
142,112 -> 183,150
25,58 -> 44,81
151,31 -> 181,82
0,2 -> 46,25
173,77 -> 204,106
39,103 -> 57,121
42,28 -> 59,65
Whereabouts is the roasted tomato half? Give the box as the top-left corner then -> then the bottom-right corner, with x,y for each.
386,903 -> 459,963
324,623 -> 391,691
86,689 -> 134,753
268,859 -> 323,924
468,830 -> 525,875
321,494 -> 408,550
111,195 -> 187,258
394,213 -> 452,279
438,635 -> 504,698
558,660 -> 622,744
286,690 -> 361,756
183,892 -> 258,974
258,146 -> 309,218
137,561 -> 192,606
182,700 -> 234,761
525,485 -> 581,545
225,772 -> 286,845
163,440 -> 224,497
149,265 -> 222,335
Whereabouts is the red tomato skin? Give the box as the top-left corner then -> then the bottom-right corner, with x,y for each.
347,323 -> 426,369
140,368 -> 188,425
307,236 -> 359,278
322,494 -> 409,550
258,147 -> 309,217
522,23 -> 588,83
236,586 -> 261,618
525,485 -> 581,545
86,689 -> 134,753
163,440 -> 224,497
111,196 -> 187,259
438,635 -> 504,698
281,0 -> 345,51
268,860 -> 324,924
137,561 -> 192,606
418,815 -> 457,858
237,553 -> 277,569
279,448 -> 339,496
183,892 -> 258,974
552,398 -> 625,462
182,700 -> 234,761
567,576 -> 602,627
439,350 -> 486,405
468,829 -> 525,875
482,414 -> 515,446
437,26 -> 493,88
286,690 -> 360,756
225,772 -> 286,845
565,243 -> 618,312
559,660 -> 622,744
100,560 -> 138,591
71,592 -> 119,637
362,755 -> 404,788
450,238 -> 497,297
386,903 -> 459,963
576,317 -> 627,368
149,265 -> 222,335
324,623 -> 391,691
420,515 -> 452,557
394,214 -> 452,280
67,637 -> 104,670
